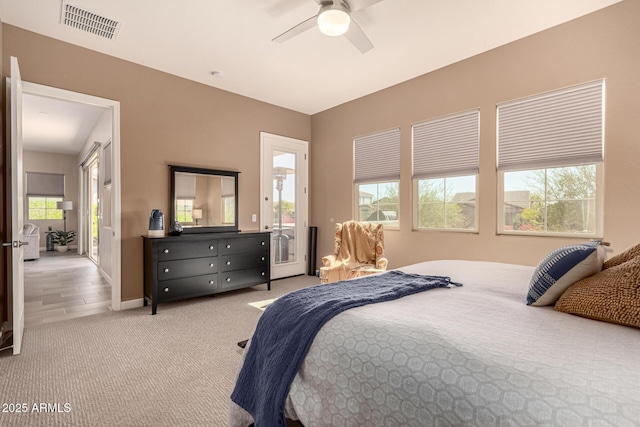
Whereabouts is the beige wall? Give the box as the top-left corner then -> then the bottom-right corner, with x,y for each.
310,0 -> 640,268
2,25 -> 311,301
3,1 -> 639,305
23,150 -> 79,247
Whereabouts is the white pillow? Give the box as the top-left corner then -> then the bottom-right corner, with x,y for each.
527,241 -> 604,306
23,223 -> 36,235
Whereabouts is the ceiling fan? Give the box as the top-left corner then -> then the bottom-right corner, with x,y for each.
272,0 -> 383,53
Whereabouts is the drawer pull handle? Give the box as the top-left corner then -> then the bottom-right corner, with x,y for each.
163,268 -> 170,273
261,272 -> 265,276
163,249 -> 169,254
209,263 -> 215,268
226,261 -> 231,266
261,241 -> 265,246
209,280 -> 214,285
226,244 -> 231,249
226,277 -> 231,282
261,256 -> 265,261
209,245 -> 214,250
163,287 -> 169,293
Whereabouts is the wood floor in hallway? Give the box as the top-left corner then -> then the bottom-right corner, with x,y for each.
23,251 -> 112,326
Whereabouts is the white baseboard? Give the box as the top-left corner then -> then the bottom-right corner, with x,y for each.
119,298 -> 144,311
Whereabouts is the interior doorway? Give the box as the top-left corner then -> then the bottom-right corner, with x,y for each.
19,79 -> 122,314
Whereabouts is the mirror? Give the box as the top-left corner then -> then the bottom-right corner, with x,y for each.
170,165 -> 239,233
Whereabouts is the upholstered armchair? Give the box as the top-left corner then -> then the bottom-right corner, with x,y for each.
320,220 -> 388,284
22,223 -> 40,261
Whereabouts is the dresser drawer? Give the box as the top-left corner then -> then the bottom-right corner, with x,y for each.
220,251 -> 269,272
219,267 -> 269,291
143,232 -> 270,314
220,235 -> 268,255
158,257 -> 218,281
157,240 -> 218,261
157,274 -> 218,302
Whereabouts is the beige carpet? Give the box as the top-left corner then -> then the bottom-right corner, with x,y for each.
0,274 -> 320,427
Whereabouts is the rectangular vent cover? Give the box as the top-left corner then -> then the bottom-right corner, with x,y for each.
61,3 -> 120,40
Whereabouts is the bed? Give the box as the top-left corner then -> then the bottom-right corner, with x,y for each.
229,259 -> 640,427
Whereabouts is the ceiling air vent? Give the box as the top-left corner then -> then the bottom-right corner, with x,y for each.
61,2 -> 120,40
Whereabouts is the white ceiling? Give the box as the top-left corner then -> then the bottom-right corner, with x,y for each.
22,93 -> 107,154
1,0 -> 622,153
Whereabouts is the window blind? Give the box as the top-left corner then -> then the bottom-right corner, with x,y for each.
26,172 -> 65,197
354,128 -> 400,183
221,177 -> 235,197
175,173 -> 196,199
412,109 -> 479,179
497,80 -> 604,171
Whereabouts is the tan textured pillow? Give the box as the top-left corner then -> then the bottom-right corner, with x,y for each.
603,243 -> 640,270
555,256 -> 640,328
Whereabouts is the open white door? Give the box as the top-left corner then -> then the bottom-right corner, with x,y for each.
260,132 -> 309,279
7,56 -> 25,355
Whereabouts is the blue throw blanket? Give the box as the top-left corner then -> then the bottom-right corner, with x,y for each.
230,271 -> 462,427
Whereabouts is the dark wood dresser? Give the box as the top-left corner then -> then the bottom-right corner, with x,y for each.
142,231 -> 270,314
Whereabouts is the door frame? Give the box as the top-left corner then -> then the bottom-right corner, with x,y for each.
260,132 -> 309,279
21,81 -> 122,311
83,154 -> 100,265
6,57 -> 25,354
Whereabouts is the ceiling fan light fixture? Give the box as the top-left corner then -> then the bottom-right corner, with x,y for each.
317,2 -> 351,37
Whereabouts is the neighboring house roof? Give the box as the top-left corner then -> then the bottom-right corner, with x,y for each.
451,190 -> 531,209
451,192 -> 476,203
504,191 -> 532,209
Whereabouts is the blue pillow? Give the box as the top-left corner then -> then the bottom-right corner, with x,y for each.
527,241 -> 604,306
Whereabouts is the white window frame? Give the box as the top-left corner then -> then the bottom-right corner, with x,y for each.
354,180 -> 400,229
175,199 -> 194,224
26,195 -> 64,221
413,175 -> 479,232
412,109 -> 480,232
496,80 -> 604,238
497,164 -> 604,237
353,128 -> 401,230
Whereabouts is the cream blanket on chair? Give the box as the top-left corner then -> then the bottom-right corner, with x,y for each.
325,221 -> 380,283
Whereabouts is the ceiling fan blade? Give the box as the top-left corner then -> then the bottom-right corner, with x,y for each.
344,18 -> 373,53
272,15 -> 318,43
312,0 -> 384,12
347,0 -> 384,13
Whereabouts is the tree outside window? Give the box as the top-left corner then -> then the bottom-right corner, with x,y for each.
503,164 -> 597,234
357,181 -> 399,228
176,199 -> 194,223
415,175 -> 476,230
28,196 -> 63,220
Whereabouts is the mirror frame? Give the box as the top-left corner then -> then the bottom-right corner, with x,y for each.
170,165 -> 239,234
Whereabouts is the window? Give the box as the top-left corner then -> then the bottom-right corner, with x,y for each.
502,165 -> 600,234
354,128 -> 400,228
413,109 -> 479,231
175,172 -> 196,223
497,80 -> 604,237
175,199 -> 194,223
357,182 -> 399,225
223,196 -> 235,224
25,172 -> 65,220
221,176 -> 235,224
415,177 -> 477,230
28,196 -> 63,220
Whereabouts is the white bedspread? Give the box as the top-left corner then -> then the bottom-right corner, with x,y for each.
230,260 -> 640,426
